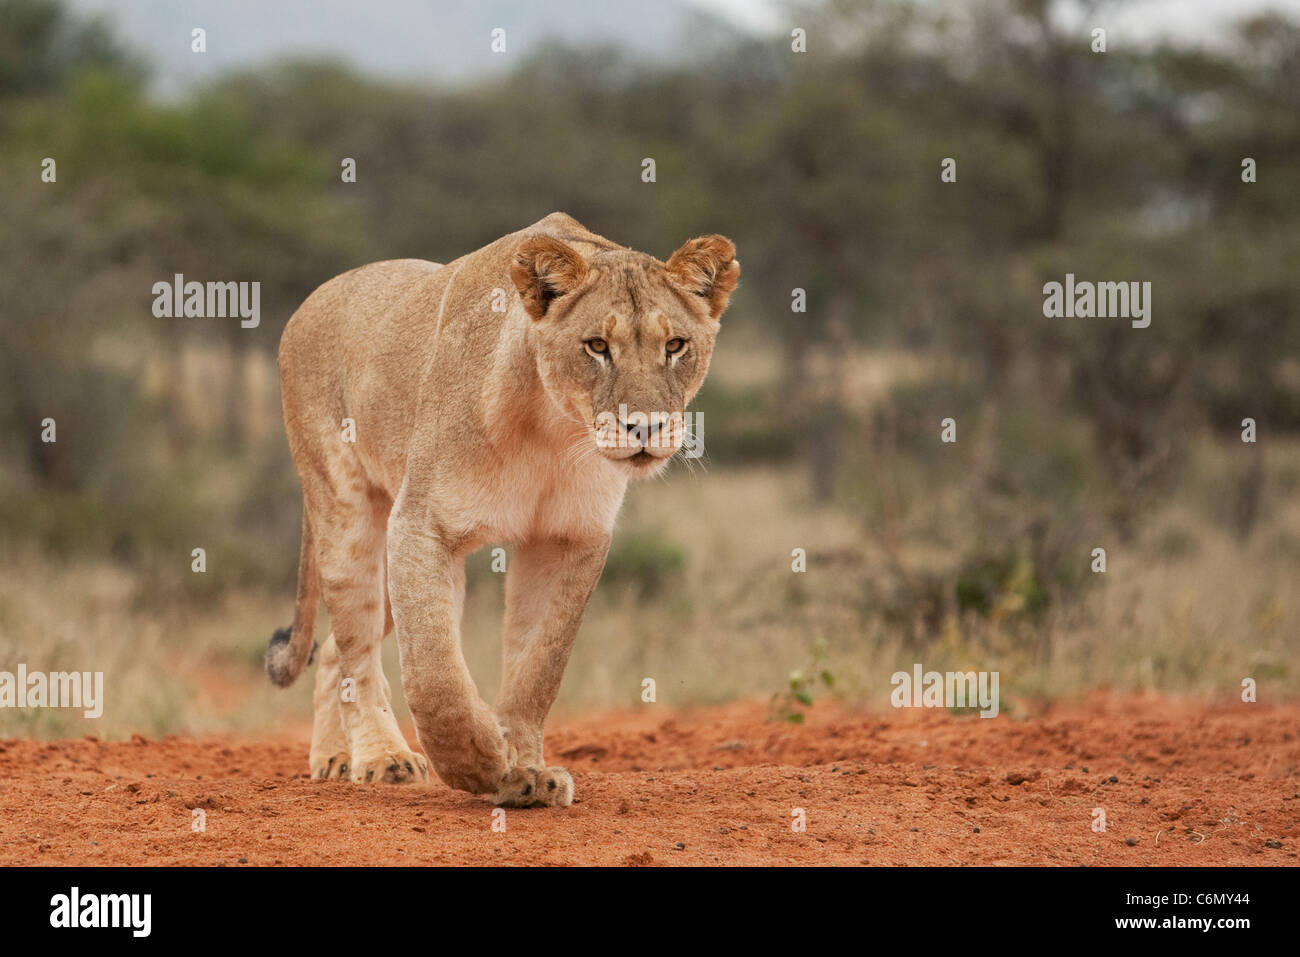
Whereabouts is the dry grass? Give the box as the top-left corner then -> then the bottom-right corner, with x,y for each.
3,445 -> 1296,741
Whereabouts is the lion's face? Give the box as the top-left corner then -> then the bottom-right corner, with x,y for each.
512,236 -> 739,477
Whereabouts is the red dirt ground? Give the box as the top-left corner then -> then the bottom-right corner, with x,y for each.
2,694 -> 1296,866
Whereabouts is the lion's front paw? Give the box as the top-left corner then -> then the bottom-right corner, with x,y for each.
310,751 -> 351,780
494,766 -> 574,807
349,748 -> 429,785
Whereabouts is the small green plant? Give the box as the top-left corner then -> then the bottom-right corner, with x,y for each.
770,639 -> 835,723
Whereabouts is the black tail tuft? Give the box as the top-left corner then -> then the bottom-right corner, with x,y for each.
265,626 -> 295,686
265,626 -> 320,687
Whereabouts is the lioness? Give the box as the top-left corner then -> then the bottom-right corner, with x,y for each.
266,213 -> 738,806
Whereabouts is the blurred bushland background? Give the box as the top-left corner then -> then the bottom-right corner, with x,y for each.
2,0 -> 1299,737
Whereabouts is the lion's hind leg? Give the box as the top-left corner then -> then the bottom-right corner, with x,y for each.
309,632 -> 351,779
309,472 -> 428,785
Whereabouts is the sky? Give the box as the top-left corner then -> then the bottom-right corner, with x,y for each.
696,0 -> 1300,39
67,0 -> 1300,96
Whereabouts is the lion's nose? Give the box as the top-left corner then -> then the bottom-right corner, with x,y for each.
619,411 -> 670,442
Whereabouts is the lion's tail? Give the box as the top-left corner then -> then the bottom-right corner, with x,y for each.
265,511 -> 319,687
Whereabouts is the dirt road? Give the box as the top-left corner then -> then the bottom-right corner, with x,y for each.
2,694 -> 1295,866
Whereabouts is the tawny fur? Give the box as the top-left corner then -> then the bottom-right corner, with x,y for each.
267,212 -> 738,806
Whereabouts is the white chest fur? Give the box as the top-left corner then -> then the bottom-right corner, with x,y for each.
436,433 -> 628,550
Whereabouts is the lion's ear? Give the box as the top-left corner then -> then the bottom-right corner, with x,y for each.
666,235 -> 740,320
511,236 -> 589,320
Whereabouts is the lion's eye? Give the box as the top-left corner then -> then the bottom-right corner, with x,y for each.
585,338 -> 609,359
666,337 -> 687,356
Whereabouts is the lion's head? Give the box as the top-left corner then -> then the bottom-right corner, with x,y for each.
510,233 -> 739,476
